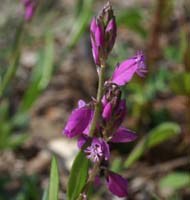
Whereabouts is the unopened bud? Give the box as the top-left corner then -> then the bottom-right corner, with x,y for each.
90,2 -> 117,66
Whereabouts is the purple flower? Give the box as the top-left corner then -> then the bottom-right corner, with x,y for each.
102,101 -> 112,121
63,100 -> 93,138
105,18 -> 117,53
90,18 -> 104,47
110,127 -> 137,143
111,52 -> 147,86
112,99 -> 127,129
102,84 -> 125,126
106,171 -> 128,197
102,98 -> 127,129
22,0 -> 36,21
84,138 -> 110,162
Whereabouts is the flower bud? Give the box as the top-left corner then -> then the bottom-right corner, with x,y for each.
63,100 -> 93,138
106,171 -> 128,197
102,84 -> 123,124
105,18 -> 117,53
90,2 -> 117,66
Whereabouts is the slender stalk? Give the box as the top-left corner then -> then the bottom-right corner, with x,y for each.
185,96 -> 190,144
77,160 -> 101,200
183,22 -> 190,144
89,64 -> 106,136
77,64 -> 106,200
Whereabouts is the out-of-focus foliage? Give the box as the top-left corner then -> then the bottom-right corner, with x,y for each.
159,172 -> 190,191
117,8 -> 147,38
68,0 -> 94,48
0,175 -> 41,200
124,122 -> 180,168
170,72 -> 190,96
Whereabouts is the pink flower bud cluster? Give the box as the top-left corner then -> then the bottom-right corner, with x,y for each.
90,2 -> 116,66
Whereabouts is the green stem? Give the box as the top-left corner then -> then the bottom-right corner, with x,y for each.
77,64 -> 106,200
77,160 -> 101,200
89,65 -> 106,136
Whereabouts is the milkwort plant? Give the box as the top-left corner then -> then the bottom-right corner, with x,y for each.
63,2 -> 147,199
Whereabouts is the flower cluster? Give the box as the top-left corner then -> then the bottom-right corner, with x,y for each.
22,0 -> 37,21
63,2 -> 147,198
90,1 -> 116,66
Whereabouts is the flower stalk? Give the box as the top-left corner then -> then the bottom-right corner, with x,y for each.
89,64 -> 106,137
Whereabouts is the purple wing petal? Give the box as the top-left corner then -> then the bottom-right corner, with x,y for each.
111,127 -> 137,143
106,171 -> 128,197
111,53 -> 146,86
63,106 -> 93,138
102,101 -> 112,121
78,135 -> 89,148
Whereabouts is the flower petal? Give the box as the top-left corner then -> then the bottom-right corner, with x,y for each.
106,171 -> 128,197
102,101 -> 112,121
78,135 -> 89,148
111,127 -> 137,143
63,105 -> 93,138
105,18 -> 117,52
84,138 -> 110,162
111,53 -> 146,86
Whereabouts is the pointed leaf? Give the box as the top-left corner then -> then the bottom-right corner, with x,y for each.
48,156 -> 59,200
67,150 -> 89,200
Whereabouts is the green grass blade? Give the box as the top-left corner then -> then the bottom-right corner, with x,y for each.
48,156 -> 59,200
68,0 -> 94,48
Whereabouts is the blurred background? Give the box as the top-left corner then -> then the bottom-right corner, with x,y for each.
0,0 -> 190,199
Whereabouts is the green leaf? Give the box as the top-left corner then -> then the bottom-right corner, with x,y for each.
159,172 -> 190,190
19,32 -> 54,113
170,72 -> 190,96
68,0 -> 94,48
117,8 -> 146,38
7,134 -> 29,149
0,21 -> 24,97
111,158 -> 122,173
67,150 -> 89,200
48,156 -> 59,200
124,122 -> 180,168
39,32 -> 54,89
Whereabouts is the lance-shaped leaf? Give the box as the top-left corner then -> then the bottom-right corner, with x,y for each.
67,150 -> 89,200
48,156 -> 59,200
